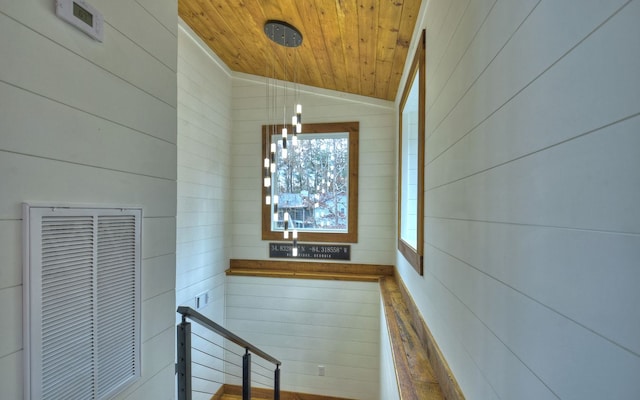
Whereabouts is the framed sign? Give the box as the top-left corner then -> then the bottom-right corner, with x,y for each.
269,243 -> 350,260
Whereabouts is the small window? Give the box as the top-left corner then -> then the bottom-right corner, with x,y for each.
398,30 -> 425,275
262,121 -> 359,243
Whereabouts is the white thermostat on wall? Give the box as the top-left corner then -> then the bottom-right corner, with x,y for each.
56,0 -> 103,42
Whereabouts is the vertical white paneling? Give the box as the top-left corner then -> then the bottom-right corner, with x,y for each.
175,20 -> 233,398
379,298 -> 400,400
397,0 -> 640,399
425,0 -> 495,112
176,19 -> 231,313
0,81 -> 176,179
0,0 -> 177,108
424,0 -> 470,93
135,0 -> 177,36
0,287 -> 21,360
0,220 -> 20,290
94,0 -> 177,71
0,153 -> 176,219
427,0 -> 631,165
0,351 -> 22,399
118,364 -> 176,400
142,254 -> 176,300
226,276 -> 380,400
0,0 -> 177,398
138,327 -> 176,385
142,217 -> 177,259
141,291 -> 175,342
426,0 -> 640,193
230,74 -> 395,264
425,0 -> 540,135
0,12 -> 175,144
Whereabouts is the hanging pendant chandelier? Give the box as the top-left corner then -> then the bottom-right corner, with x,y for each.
263,20 -> 303,256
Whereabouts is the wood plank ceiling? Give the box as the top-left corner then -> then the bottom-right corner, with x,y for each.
179,0 -> 422,101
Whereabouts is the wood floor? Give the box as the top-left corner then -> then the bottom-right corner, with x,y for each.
219,396 -> 342,400
220,395 -> 266,400
219,395 -> 351,400
214,385 -> 355,400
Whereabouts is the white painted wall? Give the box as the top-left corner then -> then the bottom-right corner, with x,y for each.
0,0 -> 178,399
226,72 -> 395,399
230,75 -> 396,264
176,21 -> 233,397
379,298 -> 401,400
226,276 -> 380,399
396,1 -> 640,399
176,20 -> 232,338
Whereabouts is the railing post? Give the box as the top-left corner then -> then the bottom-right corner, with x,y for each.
242,350 -> 251,400
274,365 -> 280,400
177,318 -> 192,400
177,307 -> 281,400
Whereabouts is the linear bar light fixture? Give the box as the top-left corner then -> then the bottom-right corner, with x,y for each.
263,20 -> 303,255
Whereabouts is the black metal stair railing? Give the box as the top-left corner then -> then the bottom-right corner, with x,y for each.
177,306 -> 281,400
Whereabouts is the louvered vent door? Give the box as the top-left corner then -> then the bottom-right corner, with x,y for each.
96,215 -> 138,399
41,215 -> 96,400
24,205 -> 141,400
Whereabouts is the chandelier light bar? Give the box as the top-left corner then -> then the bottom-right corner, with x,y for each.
264,19 -> 305,252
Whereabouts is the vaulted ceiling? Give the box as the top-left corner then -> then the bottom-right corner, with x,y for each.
179,0 -> 422,101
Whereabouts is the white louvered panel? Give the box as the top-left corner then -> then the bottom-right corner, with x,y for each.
25,205 -> 141,400
96,215 -> 139,399
40,215 -> 95,400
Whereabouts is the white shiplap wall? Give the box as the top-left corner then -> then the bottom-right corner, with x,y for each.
226,276 -> 380,399
227,75 -> 395,399
230,75 -> 396,264
0,0 -> 177,399
176,20 -> 232,327
397,1 -> 640,399
176,21 -> 233,397
379,297 -> 401,400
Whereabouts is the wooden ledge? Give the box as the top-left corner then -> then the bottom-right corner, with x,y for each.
227,259 -> 393,282
380,276 -> 443,400
381,275 -> 465,400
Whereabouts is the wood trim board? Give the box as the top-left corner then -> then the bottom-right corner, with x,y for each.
392,274 -> 466,400
227,259 -> 393,282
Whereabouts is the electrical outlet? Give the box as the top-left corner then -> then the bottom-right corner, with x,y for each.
195,292 -> 208,309
318,365 -> 325,376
